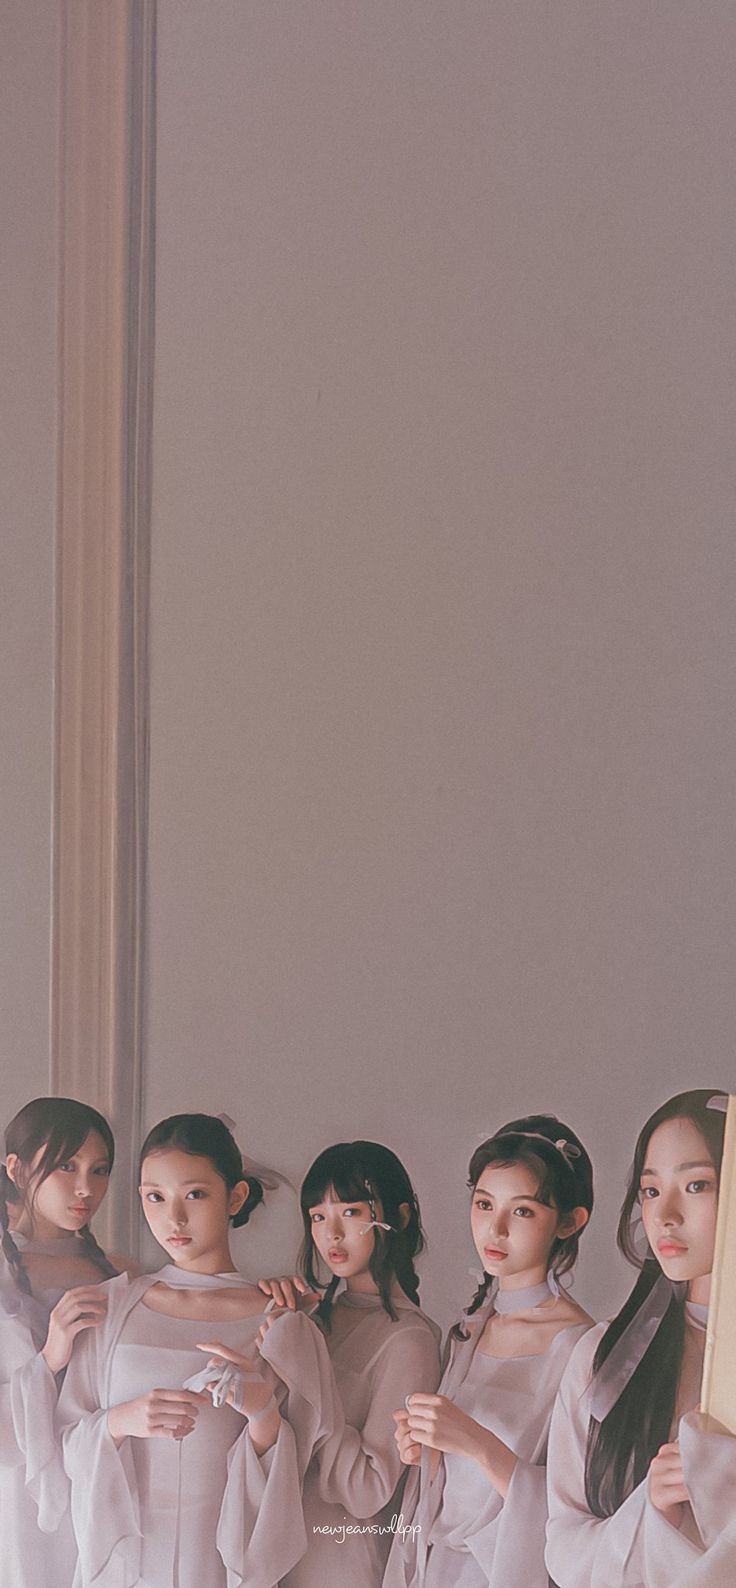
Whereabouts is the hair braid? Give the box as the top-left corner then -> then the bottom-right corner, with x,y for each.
0,1167 -> 32,1297
450,1272 -> 493,1342
315,1273 -> 341,1330
392,1239 -> 421,1308
78,1222 -> 118,1279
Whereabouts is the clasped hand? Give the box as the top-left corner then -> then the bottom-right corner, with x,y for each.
393,1394 -> 518,1497
649,1440 -> 692,1526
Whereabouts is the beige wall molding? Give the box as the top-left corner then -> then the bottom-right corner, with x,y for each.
52,0 -> 156,1257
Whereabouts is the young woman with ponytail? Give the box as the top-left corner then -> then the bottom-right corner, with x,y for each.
385,1114 -> 594,1588
247,1140 -> 441,1586
0,1096 -> 122,1588
545,1087 -> 736,1588
56,1112 -> 326,1588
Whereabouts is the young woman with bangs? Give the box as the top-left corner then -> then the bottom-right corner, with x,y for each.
245,1139 -> 442,1587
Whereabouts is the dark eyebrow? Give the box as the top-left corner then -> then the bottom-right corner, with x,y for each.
140,1178 -> 212,1188
61,1155 -> 110,1169
640,1160 -> 715,1177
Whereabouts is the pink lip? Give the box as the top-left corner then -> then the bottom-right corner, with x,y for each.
484,1248 -> 507,1260
658,1240 -> 687,1255
70,1206 -> 90,1215
168,1236 -> 192,1245
328,1249 -> 348,1262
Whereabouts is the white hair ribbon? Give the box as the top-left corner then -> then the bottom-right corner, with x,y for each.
216,1114 -> 297,1194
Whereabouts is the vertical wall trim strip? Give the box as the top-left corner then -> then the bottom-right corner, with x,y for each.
52,0 -> 156,1258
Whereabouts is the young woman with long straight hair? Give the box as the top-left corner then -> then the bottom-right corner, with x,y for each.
545,1087 -> 736,1587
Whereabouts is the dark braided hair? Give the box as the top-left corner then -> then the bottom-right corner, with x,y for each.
78,1223 -> 118,1278
451,1113 -> 594,1341
138,1114 -> 265,1227
585,1089 -> 726,1518
299,1141 -> 425,1331
1,1098 -> 117,1295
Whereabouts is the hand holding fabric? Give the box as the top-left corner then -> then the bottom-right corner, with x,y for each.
41,1285 -> 108,1374
405,1392 -> 518,1496
392,1406 -> 421,1466
106,1386 -> 207,1443
256,1275 -> 320,1312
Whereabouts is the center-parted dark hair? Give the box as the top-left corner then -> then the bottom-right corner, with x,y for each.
138,1114 -> 264,1228
1,1097 -> 118,1296
452,1113 -> 594,1341
585,1088 -> 726,1518
299,1141 -> 425,1329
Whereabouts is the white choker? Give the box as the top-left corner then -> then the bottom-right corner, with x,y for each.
154,1264 -> 248,1289
494,1278 -> 557,1314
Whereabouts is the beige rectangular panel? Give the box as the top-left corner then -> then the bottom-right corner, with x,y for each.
52,0 -> 155,1259
701,1095 -> 736,1435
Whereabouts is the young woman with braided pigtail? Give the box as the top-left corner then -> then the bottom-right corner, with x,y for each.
0,1096 -> 127,1588
385,1114 -> 594,1588
251,1140 -> 442,1587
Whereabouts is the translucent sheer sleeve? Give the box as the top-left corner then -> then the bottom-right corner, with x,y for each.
56,1306 -> 141,1588
0,1304 -> 69,1535
312,1323 -> 441,1520
217,1310 -> 345,1588
545,1326 -> 718,1588
638,1411 -> 736,1588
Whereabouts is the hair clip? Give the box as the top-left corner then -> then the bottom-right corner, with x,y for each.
364,1178 -> 379,1222
493,1129 -> 582,1168
360,1178 -> 394,1233
706,1094 -> 729,1113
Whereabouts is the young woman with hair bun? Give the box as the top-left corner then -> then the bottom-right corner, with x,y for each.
545,1087 -> 736,1588
56,1111 -> 330,1588
385,1113 -> 594,1588
0,1096 -> 123,1588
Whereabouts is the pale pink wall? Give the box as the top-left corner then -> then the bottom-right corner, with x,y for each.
0,2 -> 58,1117
148,2 -> 736,1320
